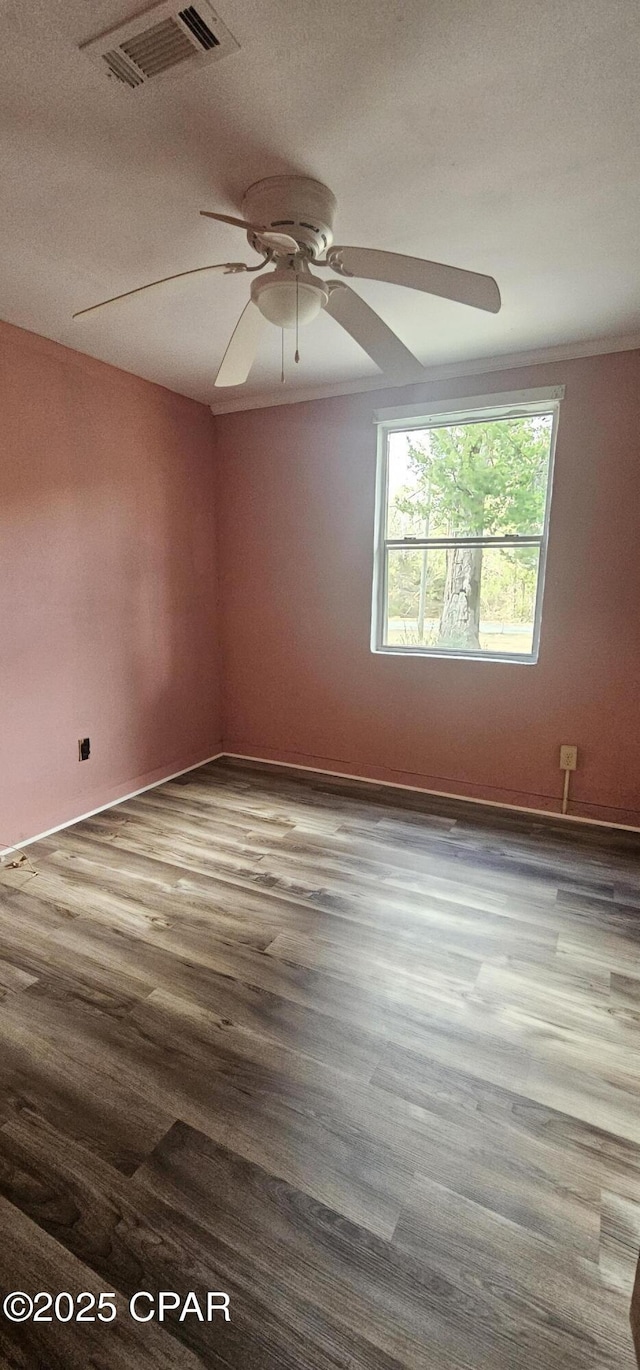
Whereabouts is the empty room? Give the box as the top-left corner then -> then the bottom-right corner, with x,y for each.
1,0 -> 640,1365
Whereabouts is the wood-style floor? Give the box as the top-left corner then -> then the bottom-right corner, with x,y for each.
0,759 -> 639,1369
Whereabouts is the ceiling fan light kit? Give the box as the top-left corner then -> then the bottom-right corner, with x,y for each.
251,265 -> 328,329
74,174 -> 501,390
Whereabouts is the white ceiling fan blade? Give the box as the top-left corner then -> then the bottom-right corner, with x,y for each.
200,211 -> 299,255
215,300 -> 265,387
324,283 -> 425,383
259,231 -> 300,253
73,261 -> 244,319
327,246 -> 501,314
200,210 -> 258,231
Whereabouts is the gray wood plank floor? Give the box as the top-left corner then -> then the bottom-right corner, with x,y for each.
0,759 -> 639,1368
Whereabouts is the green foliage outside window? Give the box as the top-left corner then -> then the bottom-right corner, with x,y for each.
385,416 -> 552,652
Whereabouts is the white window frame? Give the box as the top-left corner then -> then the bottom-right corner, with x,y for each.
371,386 -> 563,664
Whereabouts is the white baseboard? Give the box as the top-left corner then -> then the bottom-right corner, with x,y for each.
221,751 -> 640,835
3,747 -> 638,859
0,752 -> 224,860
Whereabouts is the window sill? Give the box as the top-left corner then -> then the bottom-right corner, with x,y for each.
372,645 -> 539,665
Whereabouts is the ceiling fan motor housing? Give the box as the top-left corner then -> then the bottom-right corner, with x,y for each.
242,176 -> 337,258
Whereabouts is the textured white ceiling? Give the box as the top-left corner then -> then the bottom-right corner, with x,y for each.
1,0 -> 639,406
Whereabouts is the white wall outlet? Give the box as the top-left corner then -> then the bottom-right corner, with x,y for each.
560,744 -> 578,771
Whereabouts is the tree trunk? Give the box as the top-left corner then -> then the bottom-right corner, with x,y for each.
417,506 -> 431,643
417,550 -> 428,641
438,546 -> 482,650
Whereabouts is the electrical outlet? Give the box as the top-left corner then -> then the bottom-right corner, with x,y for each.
560,744 -> 578,771
78,737 -> 91,762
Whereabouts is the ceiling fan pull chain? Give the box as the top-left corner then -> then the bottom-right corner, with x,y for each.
295,275 -> 300,363
281,328 -> 285,383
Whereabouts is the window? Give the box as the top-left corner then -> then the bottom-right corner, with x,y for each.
372,387 -> 562,663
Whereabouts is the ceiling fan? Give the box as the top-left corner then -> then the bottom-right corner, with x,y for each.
74,176 -> 501,388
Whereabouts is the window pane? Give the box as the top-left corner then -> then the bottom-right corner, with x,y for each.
386,414 -> 553,540
384,544 -> 541,656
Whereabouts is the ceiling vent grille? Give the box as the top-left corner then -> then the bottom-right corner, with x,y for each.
179,6 -> 220,49
80,0 -> 238,90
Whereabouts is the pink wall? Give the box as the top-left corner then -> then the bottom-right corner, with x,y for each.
0,320 -> 221,848
214,350 -> 640,826
4,324 -> 639,842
